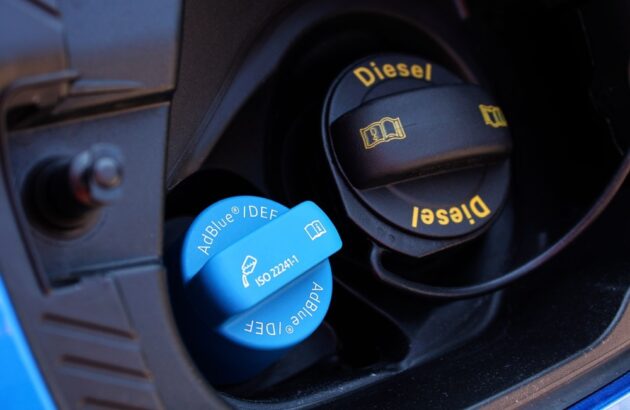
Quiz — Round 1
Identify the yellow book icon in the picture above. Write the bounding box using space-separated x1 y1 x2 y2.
479 105 508 128
359 117 406 149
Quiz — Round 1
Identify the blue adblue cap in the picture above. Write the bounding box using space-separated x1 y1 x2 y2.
179 196 341 384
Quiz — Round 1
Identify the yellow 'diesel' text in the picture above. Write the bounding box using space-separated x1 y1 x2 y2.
353 61 433 87
411 195 492 229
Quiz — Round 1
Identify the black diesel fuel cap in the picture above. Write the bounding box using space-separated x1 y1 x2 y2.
323 54 511 254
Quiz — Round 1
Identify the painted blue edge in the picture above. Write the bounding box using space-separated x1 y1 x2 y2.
570 371 630 410
0 275 56 410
